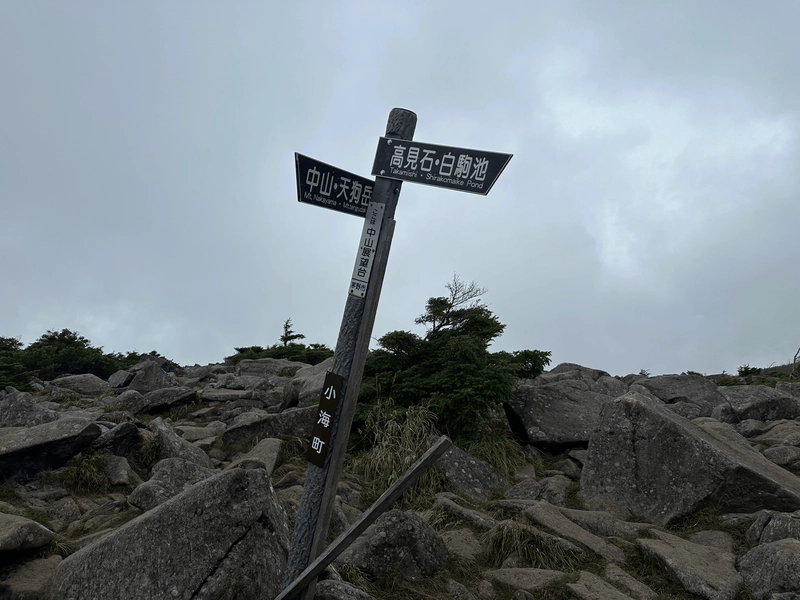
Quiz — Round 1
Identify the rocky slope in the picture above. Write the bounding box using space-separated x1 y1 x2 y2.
2 358 800 599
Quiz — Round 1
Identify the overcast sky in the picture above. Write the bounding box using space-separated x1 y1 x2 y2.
2 1 798 377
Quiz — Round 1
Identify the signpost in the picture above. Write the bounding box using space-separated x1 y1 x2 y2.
283 108 511 600
371 137 512 195
295 153 375 218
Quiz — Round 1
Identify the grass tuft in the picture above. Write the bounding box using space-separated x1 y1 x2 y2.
346 400 443 509
479 521 584 571
38 452 110 495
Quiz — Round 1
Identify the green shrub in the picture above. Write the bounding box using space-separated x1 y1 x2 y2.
738 364 761 377
355 275 550 445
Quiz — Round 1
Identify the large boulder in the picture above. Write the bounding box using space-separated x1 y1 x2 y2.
221 406 317 449
48 467 289 600
0 417 102 481
127 360 176 394
0 512 55 551
281 357 335 409
128 457 216 512
632 374 726 417
737 538 800 599
51 374 111 396
142 387 197 412
505 379 613 446
581 391 800 526
714 386 800 422
234 357 307 379
434 443 508 501
637 530 742 599
0 390 60 427
337 509 448 582
149 417 212 468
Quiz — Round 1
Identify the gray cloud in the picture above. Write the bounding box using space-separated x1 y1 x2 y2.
1 1 798 376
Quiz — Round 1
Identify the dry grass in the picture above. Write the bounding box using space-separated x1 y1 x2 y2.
346 401 443 509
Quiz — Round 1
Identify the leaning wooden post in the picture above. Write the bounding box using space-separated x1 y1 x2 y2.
283 108 417 599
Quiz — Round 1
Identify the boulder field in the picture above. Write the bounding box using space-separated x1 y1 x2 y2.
2 357 800 599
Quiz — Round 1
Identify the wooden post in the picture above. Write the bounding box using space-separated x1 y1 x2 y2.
283 108 417 600
275 436 452 600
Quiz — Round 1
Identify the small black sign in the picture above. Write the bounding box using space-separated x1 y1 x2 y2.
295 153 375 218
371 137 512 196
307 371 345 467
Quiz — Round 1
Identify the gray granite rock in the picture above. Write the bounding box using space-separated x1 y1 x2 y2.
0 512 55 551
0 390 60 427
637 530 741 600
0 417 101 481
149 417 212 468
338 509 448 582
128 457 215 511
737 538 800 600
581 391 800 526
48 467 289 600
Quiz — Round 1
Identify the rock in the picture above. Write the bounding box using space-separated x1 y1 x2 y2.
314 580 376 600
482 568 564 593
747 510 800 545
49 467 289 600
637 530 742 600
524 501 626 563
234 357 307 379
104 455 142 487
633 374 725 417
551 458 582 480
128 457 215 511
93 421 141 455
547 363 612 382
688 530 735 553
0 390 60 427
215 374 270 391
108 369 135 388
103 389 148 414
142 387 196 412
717 385 800 422
581 391 800 525
737 538 800 599
448 579 479 600
764 446 800 467
504 479 542 501
175 421 226 442
556 507 654 538
127 360 176 394
752 421 800 447
505 378 613 446
434 444 508 501
338 509 448 581
0 512 55 551
149 417 212 468
538 474 572 507
226 437 284 474
281 357 334 409
200 387 253 402
777 382 800 399
0 417 102 481
439 528 483 560
0 555 62 599
433 493 499 531
567 570 636 599
221 406 317 449
51 373 111 396
604 563 657 599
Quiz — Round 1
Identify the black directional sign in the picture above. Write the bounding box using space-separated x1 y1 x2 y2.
295 153 375 218
371 137 512 196
306 371 344 467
